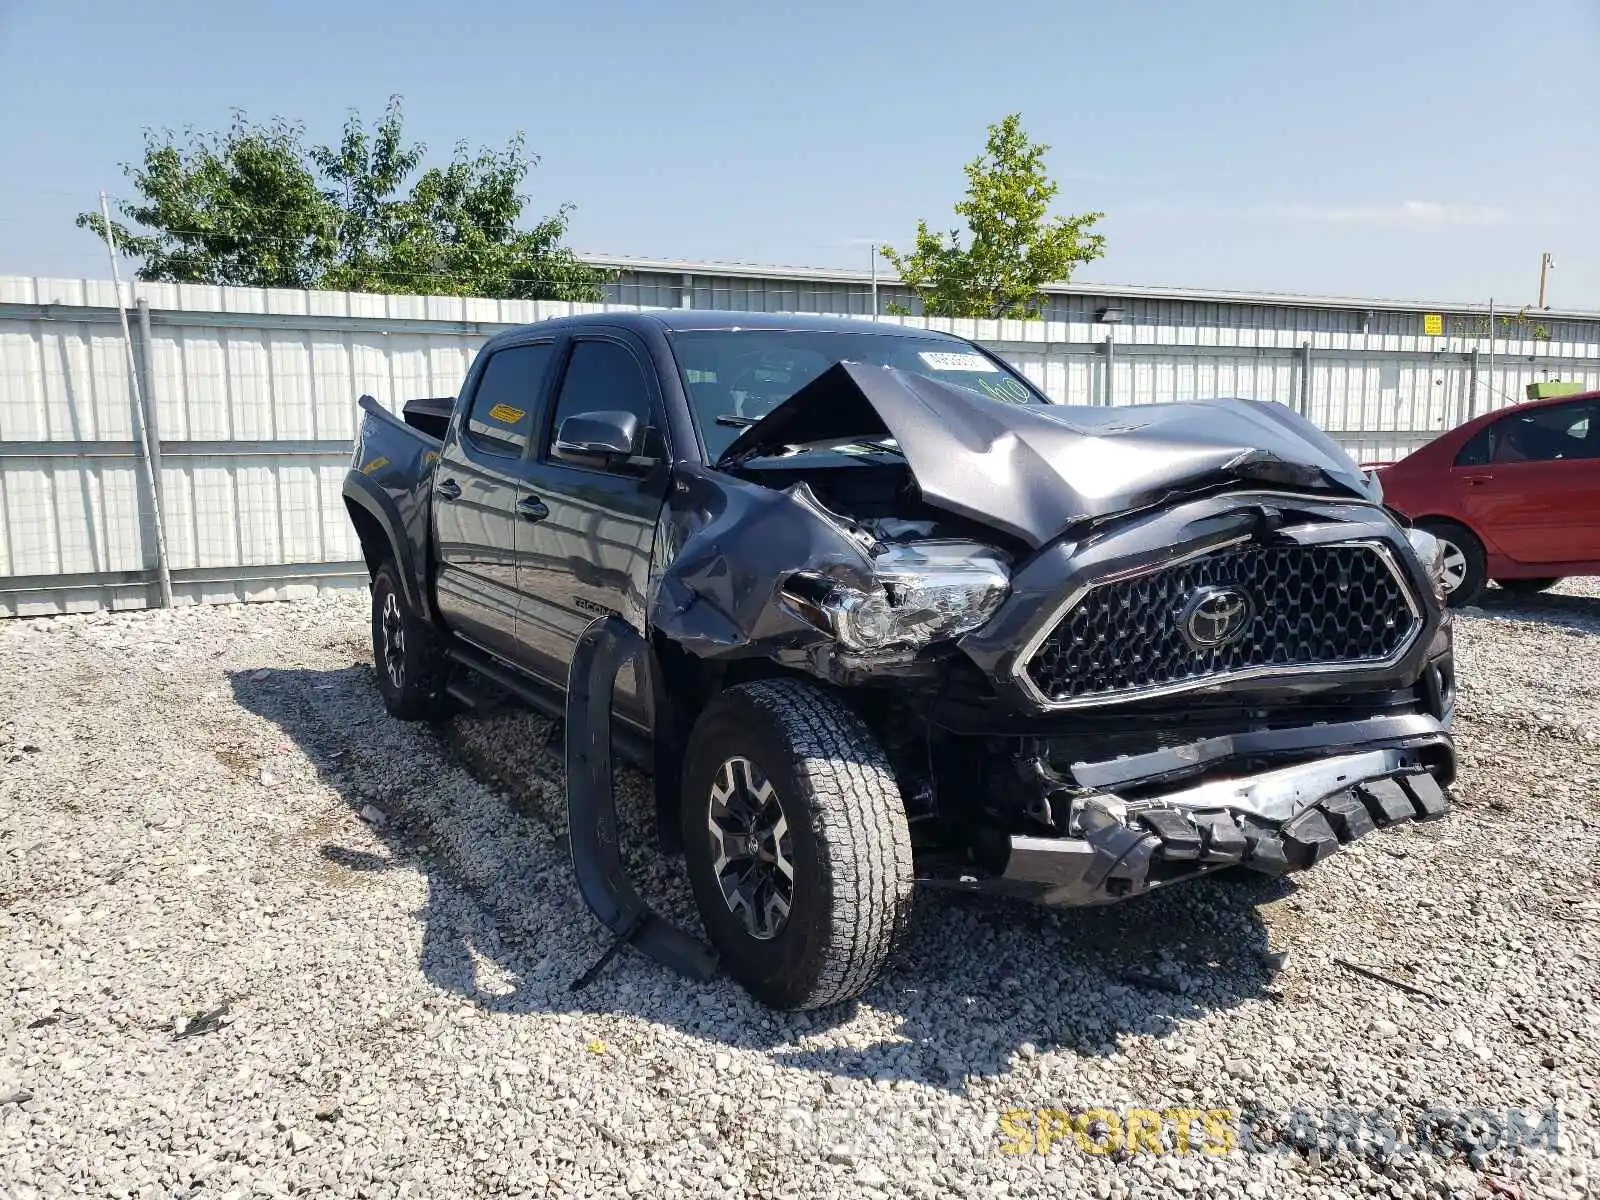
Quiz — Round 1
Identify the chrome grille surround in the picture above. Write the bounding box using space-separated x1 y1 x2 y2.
1016 539 1422 710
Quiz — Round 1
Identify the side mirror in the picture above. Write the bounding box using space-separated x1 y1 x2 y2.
552 410 642 469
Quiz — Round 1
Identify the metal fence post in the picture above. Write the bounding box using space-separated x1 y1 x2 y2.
134 298 168 531
1464 348 1480 427
1102 335 1114 405
1296 342 1312 416
97 193 173 608
1485 298 1495 417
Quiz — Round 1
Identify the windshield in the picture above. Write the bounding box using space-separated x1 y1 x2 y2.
667 328 1046 459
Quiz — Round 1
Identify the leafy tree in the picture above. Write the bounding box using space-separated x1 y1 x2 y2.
308 99 423 288
883 114 1105 319
77 116 338 289
79 98 605 301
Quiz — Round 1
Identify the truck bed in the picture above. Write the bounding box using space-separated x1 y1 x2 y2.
345 395 445 616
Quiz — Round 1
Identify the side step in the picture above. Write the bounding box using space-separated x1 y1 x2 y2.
444 675 507 714
443 639 655 773
444 642 565 722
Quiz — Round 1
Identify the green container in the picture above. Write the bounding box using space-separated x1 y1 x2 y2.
1526 380 1584 401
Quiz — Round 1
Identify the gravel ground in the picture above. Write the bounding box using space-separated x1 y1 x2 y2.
2 583 1597 1200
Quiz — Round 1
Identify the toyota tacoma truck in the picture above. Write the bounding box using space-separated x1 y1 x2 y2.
343 310 1457 1010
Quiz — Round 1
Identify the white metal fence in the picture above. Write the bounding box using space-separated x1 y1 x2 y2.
3 274 1598 616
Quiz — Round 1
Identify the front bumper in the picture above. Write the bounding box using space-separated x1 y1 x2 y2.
990 726 1452 906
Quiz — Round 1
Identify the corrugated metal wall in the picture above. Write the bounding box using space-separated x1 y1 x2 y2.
3 273 1598 616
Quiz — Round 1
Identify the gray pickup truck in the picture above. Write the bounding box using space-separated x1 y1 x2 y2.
344 309 1457 1010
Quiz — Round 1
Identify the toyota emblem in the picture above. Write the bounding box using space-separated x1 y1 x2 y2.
1179 585 1253 651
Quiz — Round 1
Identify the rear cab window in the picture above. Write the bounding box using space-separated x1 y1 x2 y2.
462 342 556 457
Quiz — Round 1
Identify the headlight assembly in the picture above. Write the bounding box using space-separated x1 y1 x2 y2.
784 541 1010 652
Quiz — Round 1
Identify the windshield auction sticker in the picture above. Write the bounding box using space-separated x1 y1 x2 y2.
918 351 1001 373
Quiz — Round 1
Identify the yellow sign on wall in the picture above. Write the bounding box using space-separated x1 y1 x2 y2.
1422 313 1444 336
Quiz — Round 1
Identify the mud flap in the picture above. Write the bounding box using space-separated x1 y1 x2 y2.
565 615 718 985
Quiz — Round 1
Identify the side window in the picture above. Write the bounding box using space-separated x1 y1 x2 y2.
463 342 555 456
1490 400 1599 464
546 340 659 464
1453 426 1491 467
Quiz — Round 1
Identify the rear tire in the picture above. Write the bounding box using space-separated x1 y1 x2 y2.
681 679 914 1010
1417 519 1487 607
370 560 451 720
1495 577 1560 596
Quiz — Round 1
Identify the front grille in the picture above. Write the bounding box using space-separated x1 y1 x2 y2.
1023 542 1419 705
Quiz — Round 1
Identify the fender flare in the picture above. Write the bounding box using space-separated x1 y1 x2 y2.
342 472 431 619
565 614 717 983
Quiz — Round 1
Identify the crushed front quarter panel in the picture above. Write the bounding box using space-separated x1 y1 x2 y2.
646 462 880 661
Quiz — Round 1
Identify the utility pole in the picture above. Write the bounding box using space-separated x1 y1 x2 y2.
1538 253 1555 310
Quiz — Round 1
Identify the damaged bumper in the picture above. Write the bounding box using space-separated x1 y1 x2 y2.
992 734 1451 906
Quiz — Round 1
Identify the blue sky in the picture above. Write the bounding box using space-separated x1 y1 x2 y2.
1 0 1596 307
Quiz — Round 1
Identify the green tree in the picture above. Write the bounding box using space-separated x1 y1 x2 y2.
883 114 1105 319
77 116 339 289
79 98 606 301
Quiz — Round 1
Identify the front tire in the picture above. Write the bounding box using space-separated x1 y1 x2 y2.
681 679 914 1010
1417 519 1487 607
370 560 450 720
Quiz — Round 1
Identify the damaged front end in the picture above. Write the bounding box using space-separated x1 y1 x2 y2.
642 358 1457 910
999 749 1451 907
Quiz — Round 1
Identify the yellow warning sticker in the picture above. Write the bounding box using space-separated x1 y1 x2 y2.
1422 313 1443 337
488 403 525 425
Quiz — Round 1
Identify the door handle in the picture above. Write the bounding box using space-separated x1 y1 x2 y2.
517 495 550 522
436 477 462 500
1462 474 1493 487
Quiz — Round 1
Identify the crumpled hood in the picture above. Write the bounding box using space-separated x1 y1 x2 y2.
717 361 1373 548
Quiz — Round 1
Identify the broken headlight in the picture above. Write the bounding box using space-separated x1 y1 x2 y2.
786 541 1010 651
1404 527 1448 601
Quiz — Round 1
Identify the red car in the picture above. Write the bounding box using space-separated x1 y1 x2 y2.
1377 388 1600 605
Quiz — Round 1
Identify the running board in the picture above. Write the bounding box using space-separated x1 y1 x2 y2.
444 642 565 722
443 640 654 768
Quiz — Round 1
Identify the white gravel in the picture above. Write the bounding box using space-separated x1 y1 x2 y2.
2 585 1597 1199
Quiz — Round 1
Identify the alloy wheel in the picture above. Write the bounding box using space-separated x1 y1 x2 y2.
381 590 406 688
1437 539 1468 594
706 756 794 940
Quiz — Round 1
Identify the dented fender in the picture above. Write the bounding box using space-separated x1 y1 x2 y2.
645 462 881 664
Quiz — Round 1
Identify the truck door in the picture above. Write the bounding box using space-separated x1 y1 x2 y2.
431 340 558 664
517 333 672 729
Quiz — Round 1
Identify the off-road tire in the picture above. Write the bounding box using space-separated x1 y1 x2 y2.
370 560 451 720
1417 518 1487 608
1495 577 1560 596
681 679 914 1010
